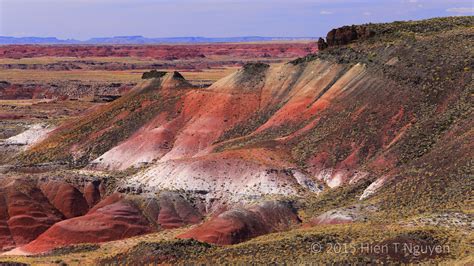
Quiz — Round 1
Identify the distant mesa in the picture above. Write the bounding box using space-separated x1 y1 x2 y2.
0 35 318 45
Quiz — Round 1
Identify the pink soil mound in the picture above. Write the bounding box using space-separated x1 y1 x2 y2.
20 195 153 254
0 180 63 251
178 201 300 245
157 192 203 229
39 181 89 218
87 192 124 214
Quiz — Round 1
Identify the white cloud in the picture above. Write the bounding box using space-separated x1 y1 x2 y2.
363 11 371 16
446 7 474 14
319 10 333 15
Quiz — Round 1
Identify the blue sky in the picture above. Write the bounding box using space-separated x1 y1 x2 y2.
0 0 473 40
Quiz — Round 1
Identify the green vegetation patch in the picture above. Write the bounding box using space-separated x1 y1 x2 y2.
100 223 471 264
100 239 214 265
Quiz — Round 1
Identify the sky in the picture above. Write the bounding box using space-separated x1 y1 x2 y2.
0 0 473 40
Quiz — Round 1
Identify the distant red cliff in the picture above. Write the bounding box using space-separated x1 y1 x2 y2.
0 43 317 60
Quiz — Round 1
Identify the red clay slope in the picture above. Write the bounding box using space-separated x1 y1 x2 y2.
39 181 89 219
178 201 300 245
157 192 203 229
19 194 153 254
90 67 267 169
0 187 204 254
20 72 195 166
122 61 366 200
0 179 63 251
0 176 115 252
16 59 425 197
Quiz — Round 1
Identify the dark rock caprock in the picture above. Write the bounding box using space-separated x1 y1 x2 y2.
326 25 375 46
317 37 328 50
